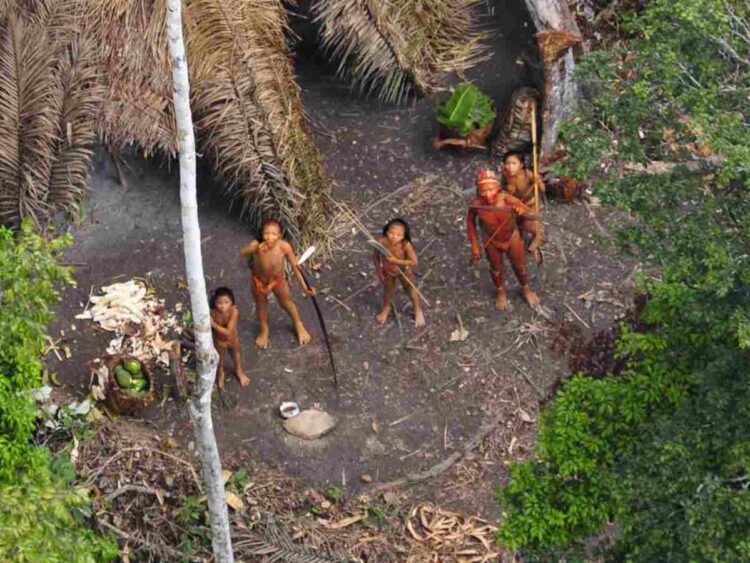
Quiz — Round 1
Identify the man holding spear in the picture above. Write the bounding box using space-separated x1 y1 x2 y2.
467 169 541 311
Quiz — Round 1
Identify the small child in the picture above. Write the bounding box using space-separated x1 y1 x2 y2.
210 287 250 389
373 218 426 328
501 151 544 260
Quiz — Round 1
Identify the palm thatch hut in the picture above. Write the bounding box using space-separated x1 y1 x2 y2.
1 0 577 244
312 0 491 105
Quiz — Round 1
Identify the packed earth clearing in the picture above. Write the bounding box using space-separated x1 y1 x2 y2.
48 0 638 530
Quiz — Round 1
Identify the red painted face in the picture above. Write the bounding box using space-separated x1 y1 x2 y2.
478 182 499 204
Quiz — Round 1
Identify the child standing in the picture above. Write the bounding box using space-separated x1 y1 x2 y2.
501 150 544 261
373 218 426 328
239 220 315 349
210 287 250 389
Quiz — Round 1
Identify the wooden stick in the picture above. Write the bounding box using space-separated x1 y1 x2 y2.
531 101 542 251
327 193 431 307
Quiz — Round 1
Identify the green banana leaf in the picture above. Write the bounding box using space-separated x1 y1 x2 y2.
436 83 496 138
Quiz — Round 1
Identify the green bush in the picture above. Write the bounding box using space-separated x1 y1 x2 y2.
0 221 116 560
497 0 750 558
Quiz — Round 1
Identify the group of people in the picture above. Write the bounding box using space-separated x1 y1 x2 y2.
209 151 544 389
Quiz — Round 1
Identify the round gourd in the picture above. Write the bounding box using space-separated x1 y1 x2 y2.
115 369 131 388
123 359 142 375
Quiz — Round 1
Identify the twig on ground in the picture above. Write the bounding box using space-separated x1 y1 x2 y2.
370 413 505 492
565 302 591 329
325 294 353 313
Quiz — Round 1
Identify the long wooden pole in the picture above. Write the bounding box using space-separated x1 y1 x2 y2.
530 101 542 253
165 2 233 561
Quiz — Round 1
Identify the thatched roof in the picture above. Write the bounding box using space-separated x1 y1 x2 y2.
0 1 102 225
1 0 492 245
86 0 331 247
312 0 491 105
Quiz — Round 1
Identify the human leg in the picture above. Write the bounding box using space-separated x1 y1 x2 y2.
231 345 250 387
252 282 271 348
485 245 508 310
507 231 539 307
399 273 425 327
376 275 397 323
274 281 311 345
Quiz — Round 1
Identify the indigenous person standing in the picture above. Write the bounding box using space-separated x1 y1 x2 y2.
467 169 540 311
239 220 315 349
210 287 250 389
501 150 544 262
372 218 426 328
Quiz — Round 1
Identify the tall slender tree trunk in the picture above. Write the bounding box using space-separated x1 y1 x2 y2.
165 1 234 561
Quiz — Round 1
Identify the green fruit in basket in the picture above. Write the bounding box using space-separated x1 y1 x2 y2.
123 359 142 375
130 378 147 391
115 370 131 388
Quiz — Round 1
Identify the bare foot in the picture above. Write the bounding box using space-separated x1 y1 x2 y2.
295 323 311 346
375 306 391 324
414 309 426 328
236 371 251 387
216 370 225 390
255 329 269 349
495 289 508 311
522 286 540 308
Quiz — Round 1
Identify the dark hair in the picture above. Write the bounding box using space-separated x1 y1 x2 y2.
210 287 235 308
503 150 527 167
382 218 411 242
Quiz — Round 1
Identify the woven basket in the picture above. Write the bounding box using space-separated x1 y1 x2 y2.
104 355 155 415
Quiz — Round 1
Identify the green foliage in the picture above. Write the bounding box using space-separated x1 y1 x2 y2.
176 495 212 555
435 83 496 137
0 220 73 479
0 480 118 562
0 222 116 560
498 0 750 558
323 484 343 503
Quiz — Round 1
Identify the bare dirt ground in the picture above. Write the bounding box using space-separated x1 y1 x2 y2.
47 0 639 549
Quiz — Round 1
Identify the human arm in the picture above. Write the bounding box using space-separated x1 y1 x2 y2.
210 311 231 337
239 240 259 259
284 242 316 296
466 206 482 264
386 242 417 268
372 244 385 283
527 169 545 193
503 193 532 216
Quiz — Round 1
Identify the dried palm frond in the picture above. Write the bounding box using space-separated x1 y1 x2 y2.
83 0 331 248
312 0 490 105
0 13 61 224
84 0 176 156
48 37 104 216
185 0 331 248
233 513 346 562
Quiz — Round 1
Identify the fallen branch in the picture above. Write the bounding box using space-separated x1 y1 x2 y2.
369 413 505 492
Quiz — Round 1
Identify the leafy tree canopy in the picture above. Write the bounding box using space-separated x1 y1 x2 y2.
497 0 750 559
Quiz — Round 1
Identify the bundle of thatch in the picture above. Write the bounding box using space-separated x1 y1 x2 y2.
1 0 330 247
312 0 491 105
0 0 102 225
185 0 329 245
85 0 331 246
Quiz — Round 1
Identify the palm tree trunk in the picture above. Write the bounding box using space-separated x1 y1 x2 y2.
165 1 233 561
